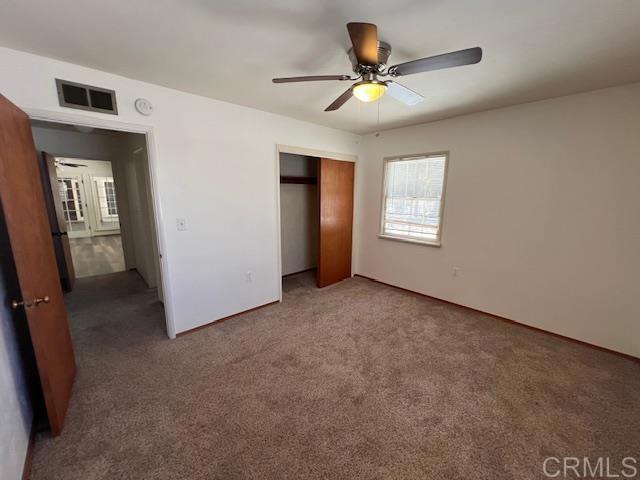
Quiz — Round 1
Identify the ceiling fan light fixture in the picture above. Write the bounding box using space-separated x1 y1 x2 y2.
352 81 386 103
272 23 482 112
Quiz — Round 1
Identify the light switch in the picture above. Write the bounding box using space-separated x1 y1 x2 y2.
176 218 187 231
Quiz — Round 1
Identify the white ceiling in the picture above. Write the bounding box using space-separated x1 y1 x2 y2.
2 0 640 134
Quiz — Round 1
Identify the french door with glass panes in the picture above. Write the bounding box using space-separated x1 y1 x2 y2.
58 174 91 238
57 173 120 238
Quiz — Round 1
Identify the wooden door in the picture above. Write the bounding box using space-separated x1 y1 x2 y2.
0 94 76 436
317 158 354 287
40 152 76 291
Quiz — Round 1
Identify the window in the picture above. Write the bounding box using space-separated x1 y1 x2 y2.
104 181 118 215
379 153 448 246
94 176 119 221
58 177 84 222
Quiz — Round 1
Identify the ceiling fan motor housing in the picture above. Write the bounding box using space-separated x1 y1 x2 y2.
348 41 392 73
271 22 481 112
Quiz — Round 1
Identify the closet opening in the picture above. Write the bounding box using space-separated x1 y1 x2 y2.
278 149 355 295
279 153 319 290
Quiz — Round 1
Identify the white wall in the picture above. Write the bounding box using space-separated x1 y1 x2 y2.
115 133 160 289
0 267 32 480
280 153 317 177
0 46 361 335
280 154 318 276
31 124 119 161
280 184 318 276
357 83 640 357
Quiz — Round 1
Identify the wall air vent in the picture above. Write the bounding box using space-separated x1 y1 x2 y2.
55 79 118 115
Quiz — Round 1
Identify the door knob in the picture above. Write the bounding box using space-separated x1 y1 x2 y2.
11 295 50 310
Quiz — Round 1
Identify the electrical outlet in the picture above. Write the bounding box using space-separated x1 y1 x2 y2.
453 267 461 277
245 271 253 283
176 218 187 231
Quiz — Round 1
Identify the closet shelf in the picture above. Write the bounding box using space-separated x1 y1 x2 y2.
280 176 317 185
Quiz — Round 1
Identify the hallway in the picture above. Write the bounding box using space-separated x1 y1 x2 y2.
64 270 162 334
69 235 126 279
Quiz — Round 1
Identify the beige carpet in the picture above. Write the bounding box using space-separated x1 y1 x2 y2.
31 271 640 479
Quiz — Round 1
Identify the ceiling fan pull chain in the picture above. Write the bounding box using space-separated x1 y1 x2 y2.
375 96 381 137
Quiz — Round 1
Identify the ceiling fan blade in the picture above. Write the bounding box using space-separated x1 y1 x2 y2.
389 47 482 77
347 22 378 66
325 88 353 111
272 75 351 83
55 160 87 168
385 81 424 106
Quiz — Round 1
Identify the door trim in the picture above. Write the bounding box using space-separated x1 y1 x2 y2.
274 144 357 302
24 108 177 339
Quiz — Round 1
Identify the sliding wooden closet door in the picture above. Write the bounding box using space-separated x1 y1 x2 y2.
317 158 354 288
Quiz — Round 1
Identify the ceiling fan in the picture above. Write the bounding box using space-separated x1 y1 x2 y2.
272 22 482 111
55 159 88 170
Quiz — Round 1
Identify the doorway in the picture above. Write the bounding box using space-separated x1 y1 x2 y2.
30 120 166 427
279 153 319 278
31 120 163 297
277 147 355 295
0 95 174 437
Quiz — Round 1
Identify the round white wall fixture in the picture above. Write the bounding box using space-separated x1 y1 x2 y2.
135 98 154 116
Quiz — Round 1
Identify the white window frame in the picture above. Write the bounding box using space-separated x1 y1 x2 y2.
93 176 120 222
378 151 450 247
103 179 118 216
58 176 85 222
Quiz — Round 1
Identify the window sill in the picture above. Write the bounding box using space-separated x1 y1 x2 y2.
377 234 441 248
